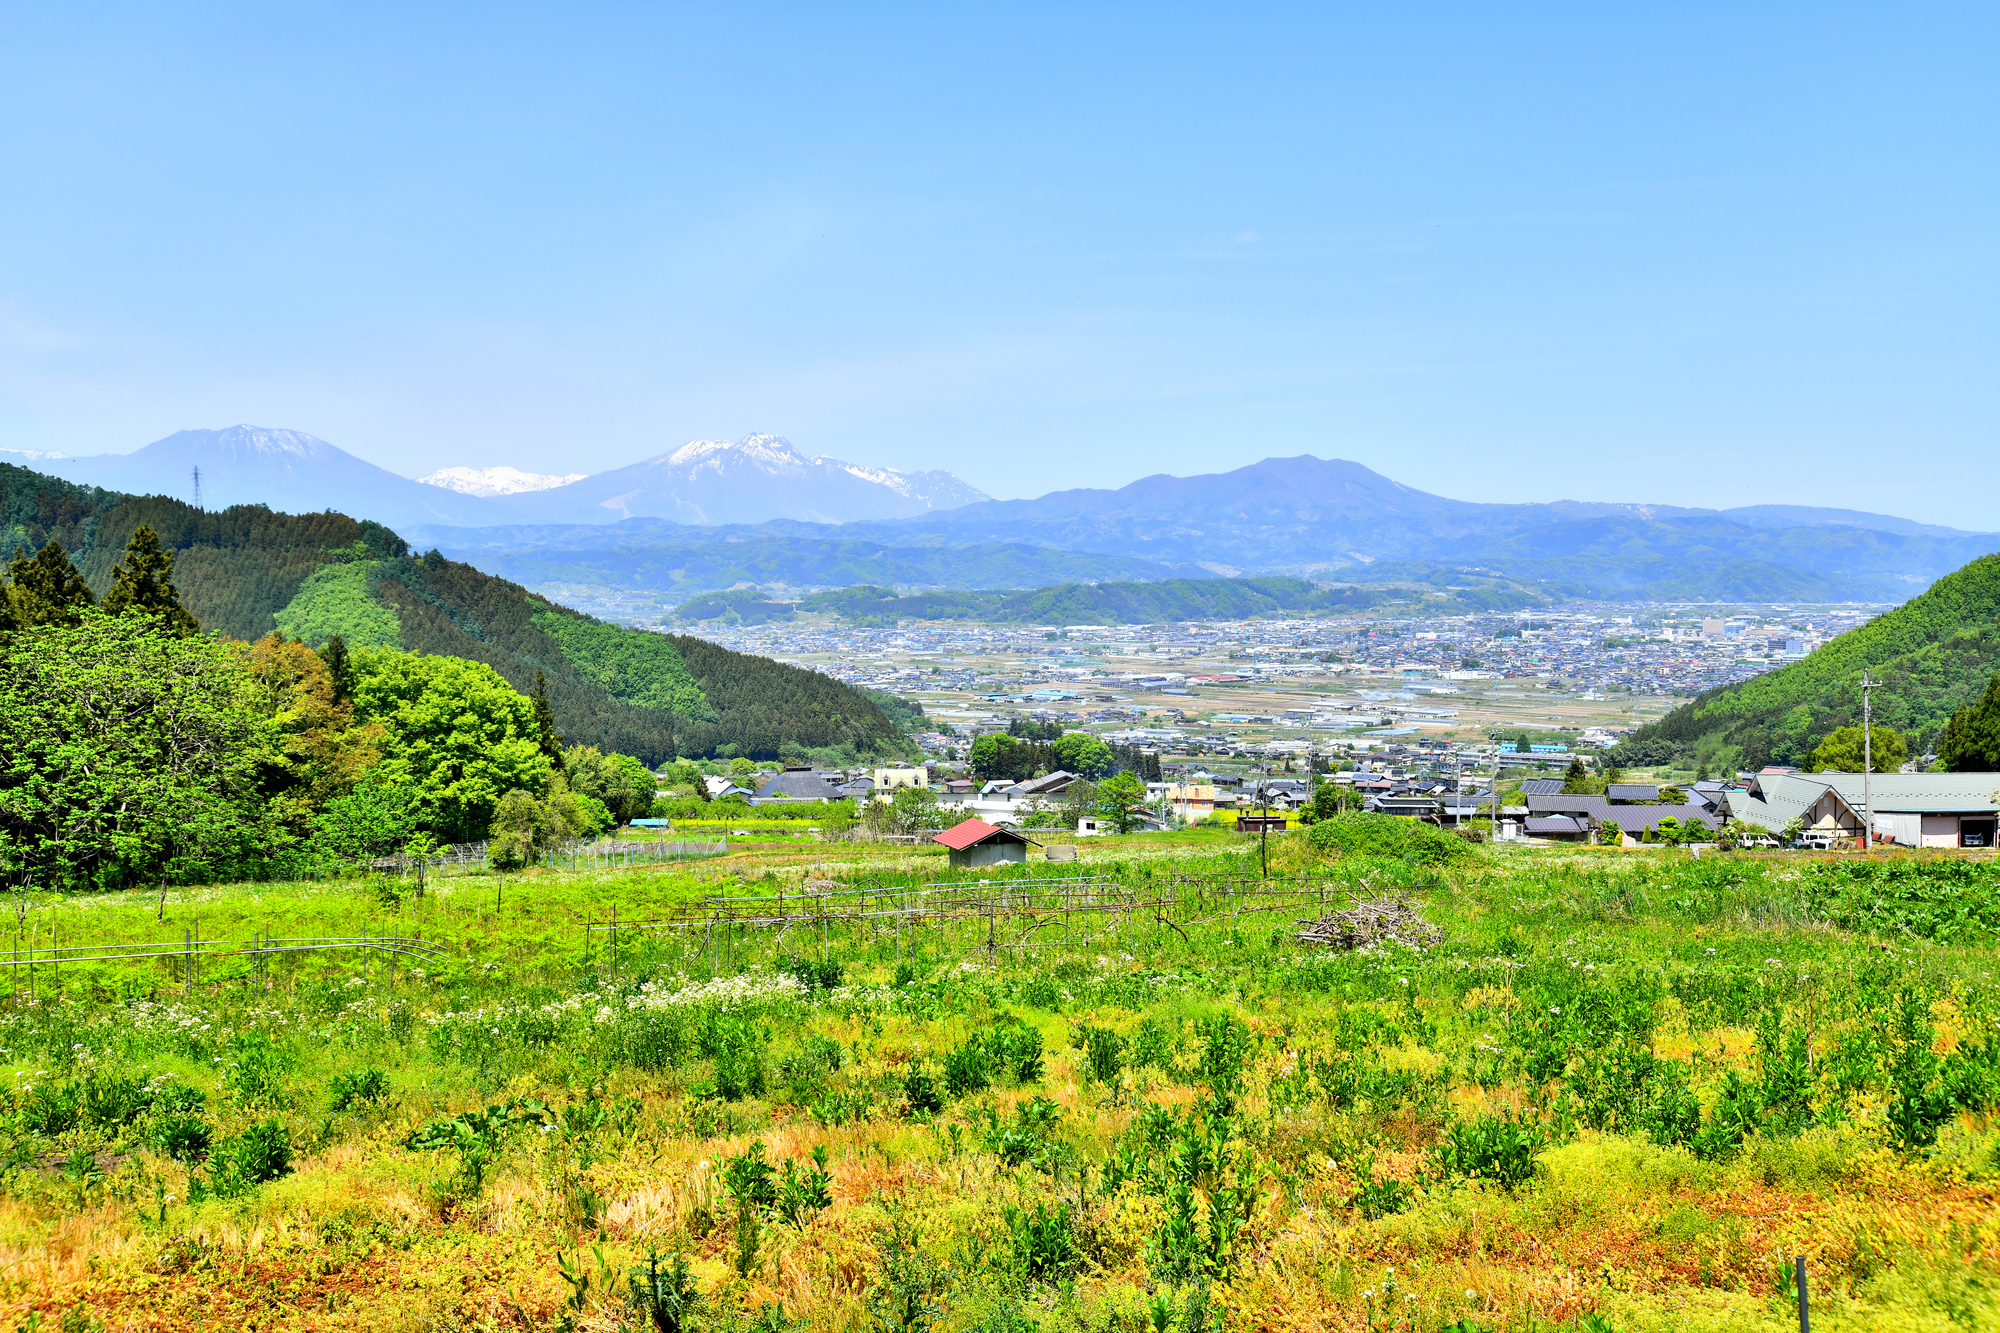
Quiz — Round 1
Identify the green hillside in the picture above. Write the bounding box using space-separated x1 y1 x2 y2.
270 550 904 766
1 462 905 765
1614 553 2000 769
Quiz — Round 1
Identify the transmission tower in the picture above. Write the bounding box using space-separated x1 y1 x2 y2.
191 465 202 509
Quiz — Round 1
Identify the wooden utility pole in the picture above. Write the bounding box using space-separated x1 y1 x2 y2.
1860 669 1880 853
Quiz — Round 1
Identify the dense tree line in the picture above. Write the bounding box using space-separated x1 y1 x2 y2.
669 633 905 761
793 577 1539 627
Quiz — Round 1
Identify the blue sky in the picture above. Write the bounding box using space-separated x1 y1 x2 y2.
1 3 1994 524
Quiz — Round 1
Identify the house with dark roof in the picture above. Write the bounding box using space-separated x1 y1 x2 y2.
754 766 844 802
1523 792 1721 843
1524 815 1593 841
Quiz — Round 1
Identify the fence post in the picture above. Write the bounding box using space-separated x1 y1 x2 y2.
1796 1256 1810 1332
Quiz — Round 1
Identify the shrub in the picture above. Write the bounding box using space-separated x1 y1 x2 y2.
210 1119 293 1195
776 1147 833 1227
782 957 845 992
1075 1025 1125 1085
1432 1112 1548 1190
944 1038 993 1098
152 1115 213 1164
903 1066 945 1116
1352 1173 1414 1220
1005 1199 1080 1282
627 1249 699 1333
18 1082 82 1138
328 1067 389 1113
1305 812 1473 866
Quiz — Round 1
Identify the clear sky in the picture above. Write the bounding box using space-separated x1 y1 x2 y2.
2 4 1994 525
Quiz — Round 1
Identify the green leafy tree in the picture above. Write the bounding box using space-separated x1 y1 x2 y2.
969 733 1023 781
0 612 273 889
564 744 657 823
492 776 613 867
1937 674 2000 771
6 540 96 629
312 783 421 862
99 524 199 636
1095 771 1148 834
1050 732 1113 779
489 788 556 870
1298 775 1362 825
349 648 552 841
863 784 942 835
1808 724 1907 774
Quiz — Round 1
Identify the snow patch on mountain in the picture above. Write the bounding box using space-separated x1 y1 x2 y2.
420 465 587 497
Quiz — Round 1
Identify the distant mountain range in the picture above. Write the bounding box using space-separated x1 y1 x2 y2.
9 429 1995 610
493 433 986 525
413 455 1999 609
0 427 985 529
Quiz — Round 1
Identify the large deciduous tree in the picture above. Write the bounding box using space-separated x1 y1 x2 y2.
1050 732 1113 779
0 612 272 889
349 649 551 841
563 744 658 823
1094 771 1148 834
1808 724 1907 774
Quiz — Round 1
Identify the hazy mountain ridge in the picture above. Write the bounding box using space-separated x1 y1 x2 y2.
484 433 988 525
14 426 989 530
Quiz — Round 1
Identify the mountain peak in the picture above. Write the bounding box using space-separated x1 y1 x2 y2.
420 465 588 497
489 433 987 525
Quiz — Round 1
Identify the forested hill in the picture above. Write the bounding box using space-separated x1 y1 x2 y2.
4 461 410 634
0 461 905 765
1614 553 2000 770
282 552 905 764
765 575 1543 627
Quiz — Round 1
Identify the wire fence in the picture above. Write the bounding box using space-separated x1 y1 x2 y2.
365 836 729 878
583 869 1390 974
4 927 450 1004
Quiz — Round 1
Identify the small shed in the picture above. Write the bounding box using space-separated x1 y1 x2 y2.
933 818 1040 869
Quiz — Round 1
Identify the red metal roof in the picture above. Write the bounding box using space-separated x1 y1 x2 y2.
932 818 1039 850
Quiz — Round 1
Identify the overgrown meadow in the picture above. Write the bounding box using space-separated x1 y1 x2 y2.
4 834 1999 1333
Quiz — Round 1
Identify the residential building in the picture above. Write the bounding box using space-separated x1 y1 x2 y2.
1725 771 2000 848
934 818 1040 868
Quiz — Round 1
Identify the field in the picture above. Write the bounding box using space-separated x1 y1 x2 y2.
4 831 1999 1333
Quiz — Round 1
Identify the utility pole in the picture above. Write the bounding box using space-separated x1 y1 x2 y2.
1259 754 1271 879
1860 669 1879 853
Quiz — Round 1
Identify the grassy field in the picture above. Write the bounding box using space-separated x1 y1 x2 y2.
3 832 1998 1333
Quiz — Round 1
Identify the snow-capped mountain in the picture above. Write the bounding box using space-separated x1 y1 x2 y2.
21 425 499 527
487 433 988 525
419 465 588 497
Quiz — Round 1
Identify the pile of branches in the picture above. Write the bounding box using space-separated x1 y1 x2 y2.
1296 893 1443 951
